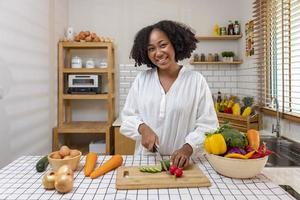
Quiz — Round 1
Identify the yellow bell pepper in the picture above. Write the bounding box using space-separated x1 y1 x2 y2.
242 107 252 117
232 103 241 115
204 133 227 155
224 151 255 159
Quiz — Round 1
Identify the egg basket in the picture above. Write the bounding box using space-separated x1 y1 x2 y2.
48 151 82 171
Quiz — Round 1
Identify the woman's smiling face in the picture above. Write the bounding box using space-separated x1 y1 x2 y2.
147 29 177 70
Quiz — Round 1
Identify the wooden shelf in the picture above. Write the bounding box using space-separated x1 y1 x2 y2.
56 121 110 133
54 41 115 154
190 61 243 65
196 35 242 41
61 41 113 48
62 94 113 100
62 68 111 74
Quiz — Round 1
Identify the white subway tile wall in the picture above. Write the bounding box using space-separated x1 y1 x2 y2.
118 64 239 111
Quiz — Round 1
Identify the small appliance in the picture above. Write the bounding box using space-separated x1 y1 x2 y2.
67 74 101 94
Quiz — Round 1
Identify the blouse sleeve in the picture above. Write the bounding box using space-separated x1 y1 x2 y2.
120 74 144 140
185 76 219 155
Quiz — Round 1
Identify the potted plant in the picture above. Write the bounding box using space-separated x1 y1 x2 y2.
227 51 235 62
221 51 235 62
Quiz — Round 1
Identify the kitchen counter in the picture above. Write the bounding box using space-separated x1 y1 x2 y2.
263 167 300 194
0 155 295 200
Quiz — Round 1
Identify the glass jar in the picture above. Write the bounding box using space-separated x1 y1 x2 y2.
200 53 206 61
214 53 219 61
193 53 199 62
71 56 82 68
86 58 95 68
207 53 214 62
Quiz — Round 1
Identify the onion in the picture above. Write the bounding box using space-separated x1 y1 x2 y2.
227 147 246 155
56 165 73 177
42 171 56 190
54 174 74 193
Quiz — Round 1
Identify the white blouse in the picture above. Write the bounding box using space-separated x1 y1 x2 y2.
120 66 218 156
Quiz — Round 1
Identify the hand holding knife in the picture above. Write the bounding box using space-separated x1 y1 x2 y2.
153 143 169 173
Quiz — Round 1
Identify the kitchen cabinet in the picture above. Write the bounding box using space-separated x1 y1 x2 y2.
53 41 115 154
114 127 135 155
191 34 243 65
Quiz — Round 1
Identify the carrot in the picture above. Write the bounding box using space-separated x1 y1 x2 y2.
84 152 98 177
246 129 260 150
90 154 123 179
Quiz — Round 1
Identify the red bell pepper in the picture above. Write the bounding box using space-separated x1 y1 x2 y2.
249 142 273 159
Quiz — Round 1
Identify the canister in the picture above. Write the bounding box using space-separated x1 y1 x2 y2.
71 56 82 68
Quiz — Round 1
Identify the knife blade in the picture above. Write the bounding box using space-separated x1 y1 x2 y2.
153 144 168 172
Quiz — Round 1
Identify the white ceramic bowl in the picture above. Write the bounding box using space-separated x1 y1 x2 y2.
205 153 268 178
48 151 82 171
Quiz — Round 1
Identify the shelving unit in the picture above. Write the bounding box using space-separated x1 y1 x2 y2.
192 34 243 65
195 34 242 41
190 61 243 65
53 41 115 155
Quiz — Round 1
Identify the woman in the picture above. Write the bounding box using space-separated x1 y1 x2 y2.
120 20 218 168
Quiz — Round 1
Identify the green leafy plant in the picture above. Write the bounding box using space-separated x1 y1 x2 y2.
221 51 235 57
227 51 235 57
221 51 228 57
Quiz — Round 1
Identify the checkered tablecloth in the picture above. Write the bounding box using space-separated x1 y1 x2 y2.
0 155 295 200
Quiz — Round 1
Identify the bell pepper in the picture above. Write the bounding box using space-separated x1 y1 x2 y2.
249 143 273 159
204 133 227 155
246 129 260 150
225 150 255 159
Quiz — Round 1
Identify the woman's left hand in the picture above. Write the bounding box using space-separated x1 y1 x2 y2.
171 143 193 168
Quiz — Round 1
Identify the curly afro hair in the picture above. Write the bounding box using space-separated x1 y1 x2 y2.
130 20 198 68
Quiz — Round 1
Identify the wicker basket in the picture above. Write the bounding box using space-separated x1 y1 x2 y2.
217 113 259 132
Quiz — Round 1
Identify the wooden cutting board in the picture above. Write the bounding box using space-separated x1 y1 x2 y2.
116 164 211 190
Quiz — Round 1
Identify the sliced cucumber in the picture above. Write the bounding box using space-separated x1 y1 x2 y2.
139 166 162 173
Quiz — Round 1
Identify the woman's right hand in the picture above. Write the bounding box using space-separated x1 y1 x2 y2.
138 123 159 152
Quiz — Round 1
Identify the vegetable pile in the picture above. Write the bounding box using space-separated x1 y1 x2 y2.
204 124 272 159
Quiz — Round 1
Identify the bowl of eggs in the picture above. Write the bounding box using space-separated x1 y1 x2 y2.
48 146 82 171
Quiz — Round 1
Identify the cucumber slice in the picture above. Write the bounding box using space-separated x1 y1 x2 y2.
153 167 162 172
139 166 148 172
139 165 164 173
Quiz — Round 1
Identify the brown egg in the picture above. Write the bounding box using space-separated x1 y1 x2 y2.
59 146 70 157
51 152 61 159
74 35 80 42
69 149 80 157
85 36 92 42
91 33 97 39
63 156 72 160
93 37 100 42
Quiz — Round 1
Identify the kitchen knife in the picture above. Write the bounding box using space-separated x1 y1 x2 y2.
153 144 168 172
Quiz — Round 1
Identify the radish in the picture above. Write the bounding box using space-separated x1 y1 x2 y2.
174 168 183 177
169 165 177 175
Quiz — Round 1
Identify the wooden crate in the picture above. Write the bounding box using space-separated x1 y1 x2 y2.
217 113 259 133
